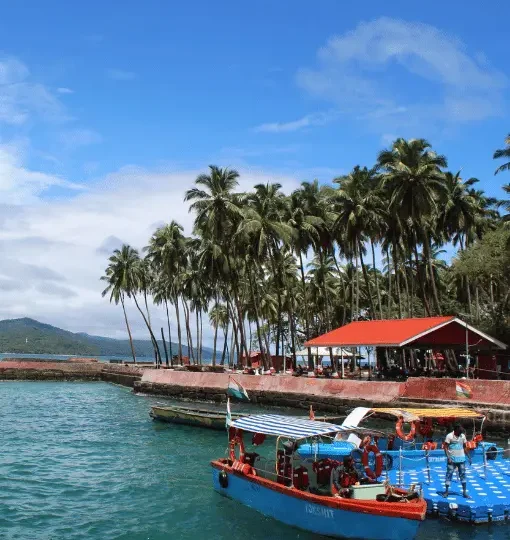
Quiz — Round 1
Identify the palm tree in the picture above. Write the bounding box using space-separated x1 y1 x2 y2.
378 138 448 315
185 166 249 364
237 182 294 356
333 166 380 319
145 221 187 362
101 245 138 363
494 134 510 175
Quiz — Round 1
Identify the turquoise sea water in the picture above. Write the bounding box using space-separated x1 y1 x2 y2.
1 382 508 540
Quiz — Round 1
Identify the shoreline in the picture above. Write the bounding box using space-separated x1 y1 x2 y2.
2 360 510 431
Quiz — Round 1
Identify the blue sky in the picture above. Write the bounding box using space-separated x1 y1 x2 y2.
0 1 508 339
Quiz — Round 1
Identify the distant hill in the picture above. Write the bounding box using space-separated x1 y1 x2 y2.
0 318 211 359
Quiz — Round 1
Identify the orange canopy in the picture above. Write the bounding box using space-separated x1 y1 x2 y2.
304 316 506 350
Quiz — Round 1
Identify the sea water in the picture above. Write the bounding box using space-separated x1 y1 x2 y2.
0 382 508 540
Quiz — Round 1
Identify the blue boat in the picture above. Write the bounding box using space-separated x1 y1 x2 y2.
211 414 426 540
297 406 505 472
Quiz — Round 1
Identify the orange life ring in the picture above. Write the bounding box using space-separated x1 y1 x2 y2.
229 435 245 463
473 434 483 444
416 418 433 438
362 444 383 479
396 417 416 442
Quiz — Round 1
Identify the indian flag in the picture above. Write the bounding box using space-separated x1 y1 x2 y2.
227 377 250 402
456 381 472 399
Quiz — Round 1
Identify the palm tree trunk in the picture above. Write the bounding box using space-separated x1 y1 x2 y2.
371 240 383 319
423 233 441 315
120 293 136 363
164 299 173 366
298 251 313 370
413 241 431 316
182 299 195 363
212 322 218 367
248 267 269 369
358 239 376 319
220 321 229 365
174 296 183 363
161 327 169 367
386 247 393 319
392 242 403 319
355 251 360 319
143 290 158 363
132 294 161 363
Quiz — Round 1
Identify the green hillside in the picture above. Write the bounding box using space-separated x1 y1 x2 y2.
0 318 209 358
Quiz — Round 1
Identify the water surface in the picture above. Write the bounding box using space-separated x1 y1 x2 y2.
0 382 508 539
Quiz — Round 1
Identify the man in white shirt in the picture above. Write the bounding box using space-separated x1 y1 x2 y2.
443 424 471 498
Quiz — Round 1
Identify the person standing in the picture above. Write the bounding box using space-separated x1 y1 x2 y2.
443 424 471 498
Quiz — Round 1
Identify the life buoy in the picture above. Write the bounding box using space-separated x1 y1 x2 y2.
396 417 416 442
473 434 483 444
229 435 245 463
362 444 383 479
387 434 395 451
416 418 433 438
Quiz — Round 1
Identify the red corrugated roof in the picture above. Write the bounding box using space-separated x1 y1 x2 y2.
305 316 456 347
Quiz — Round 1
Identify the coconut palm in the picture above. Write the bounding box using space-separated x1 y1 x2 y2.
100 245 138 363
378 138 448 315
494 134 510 175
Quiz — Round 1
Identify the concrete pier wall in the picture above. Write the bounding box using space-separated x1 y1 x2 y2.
0 361 143 387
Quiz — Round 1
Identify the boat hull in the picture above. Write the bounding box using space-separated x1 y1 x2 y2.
150 406 242 430
211 464 423 540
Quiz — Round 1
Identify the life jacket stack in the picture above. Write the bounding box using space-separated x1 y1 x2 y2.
292 466 310 490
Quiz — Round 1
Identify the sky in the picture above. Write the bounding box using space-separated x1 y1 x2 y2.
0 1 509 345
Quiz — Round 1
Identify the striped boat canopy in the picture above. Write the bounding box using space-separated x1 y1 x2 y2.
371 407 485 422
229 414 383 440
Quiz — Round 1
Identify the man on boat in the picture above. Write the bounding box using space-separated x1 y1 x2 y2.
443 424 471 498
332 456 360 497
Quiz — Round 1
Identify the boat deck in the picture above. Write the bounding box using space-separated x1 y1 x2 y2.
385 460 510 523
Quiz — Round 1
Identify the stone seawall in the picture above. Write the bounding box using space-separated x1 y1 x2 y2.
0 361 143 387
135 371 510 431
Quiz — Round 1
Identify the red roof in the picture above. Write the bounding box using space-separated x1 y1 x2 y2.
305 316 506 349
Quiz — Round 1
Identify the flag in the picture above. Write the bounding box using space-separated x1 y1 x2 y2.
456 381 472 399
227 377 250 402
225 397 232 428
309 405 315 421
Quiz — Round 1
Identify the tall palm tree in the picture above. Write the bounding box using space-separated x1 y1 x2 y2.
145 221 187 362
100 245 138 363
494 134 510 175
378 138 448 315
237 182 294 356
333 166 380 319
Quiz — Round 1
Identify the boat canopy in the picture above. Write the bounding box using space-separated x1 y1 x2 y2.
229 414 381 440
370 407 485 422
341 406 484 427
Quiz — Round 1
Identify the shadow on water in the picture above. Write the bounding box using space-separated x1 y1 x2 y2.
0 381 508 540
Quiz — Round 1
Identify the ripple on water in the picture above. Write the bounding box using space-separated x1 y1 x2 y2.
1 381 509 540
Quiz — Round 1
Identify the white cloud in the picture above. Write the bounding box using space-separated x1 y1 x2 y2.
59 128 102 149
0 56 68 125
0 154 302 342
254 111 337 133
57 87 74 94
106 69 136 81
0 142 84 204
296 18 507 131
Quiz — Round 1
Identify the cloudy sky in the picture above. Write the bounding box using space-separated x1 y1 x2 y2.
0 1 508 344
